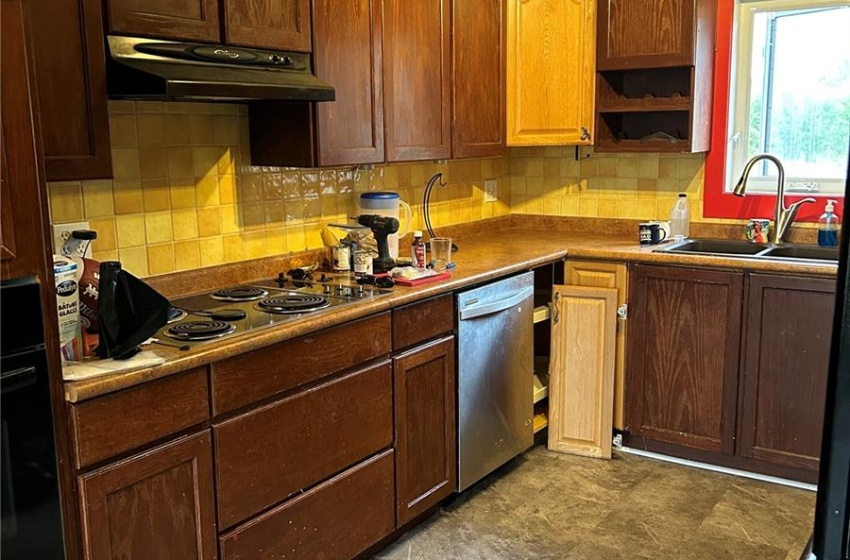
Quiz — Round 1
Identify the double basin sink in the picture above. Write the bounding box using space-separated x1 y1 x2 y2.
655 239 839 263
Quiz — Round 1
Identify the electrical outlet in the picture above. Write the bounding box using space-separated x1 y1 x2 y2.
484 179 498 203
52 221 91 257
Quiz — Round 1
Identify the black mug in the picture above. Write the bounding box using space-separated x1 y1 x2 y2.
639 222 668 245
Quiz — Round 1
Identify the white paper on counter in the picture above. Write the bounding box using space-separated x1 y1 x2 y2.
62 351 166 381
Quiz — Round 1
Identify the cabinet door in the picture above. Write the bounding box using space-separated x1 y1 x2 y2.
627 265 742 454
1 1 51 279
394 336 456 525
313 0 384 166
506 0 596 145
106 0 221 43
29 0 112 180
548 286 617 458
565 260 628 430
452 0 505 158
223 0 311 52
78 432 217 560
383 0 451 162
739 274 835 474
597 0 704 70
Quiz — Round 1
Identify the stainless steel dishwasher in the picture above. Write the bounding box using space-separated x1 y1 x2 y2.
456 271 534 491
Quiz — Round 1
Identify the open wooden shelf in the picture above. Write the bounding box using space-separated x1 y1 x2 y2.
595 137 690 153
533 413 549 433
597 96 692 113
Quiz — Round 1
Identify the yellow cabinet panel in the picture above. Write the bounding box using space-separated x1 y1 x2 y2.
506 0 596 145
565 260 627 430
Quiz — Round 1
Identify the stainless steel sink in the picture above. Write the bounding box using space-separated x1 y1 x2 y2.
654 238 838 264
759 245 839 262
655 239 767 256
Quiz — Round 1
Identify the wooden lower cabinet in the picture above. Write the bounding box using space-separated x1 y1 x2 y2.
220 450 395 560
565 260 628 430
739 274 835 475
394 336 456 525
78 431 217 560
548 285 617 459
627 264 743 454
214 361 393 529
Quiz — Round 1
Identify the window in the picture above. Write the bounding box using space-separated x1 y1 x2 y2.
727 0 850 196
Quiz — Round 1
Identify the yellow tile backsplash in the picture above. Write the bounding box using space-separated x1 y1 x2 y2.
47 101 510 277
52 100 762 279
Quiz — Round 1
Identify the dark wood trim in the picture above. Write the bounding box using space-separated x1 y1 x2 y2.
623 433 819 484
392 294 454 351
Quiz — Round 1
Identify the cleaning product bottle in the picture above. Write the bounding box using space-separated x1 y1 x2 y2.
818 199 840 247
411 230 427 268
670 193 690 240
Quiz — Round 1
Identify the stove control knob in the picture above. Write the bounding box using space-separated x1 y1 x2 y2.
323 284 331 294
319 273 328 283
358 285 365 297
336 283 344 294
277 272 287 287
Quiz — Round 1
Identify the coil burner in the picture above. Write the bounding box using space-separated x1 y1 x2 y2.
211 286 269 302
164 320 236 341
256 294 331 315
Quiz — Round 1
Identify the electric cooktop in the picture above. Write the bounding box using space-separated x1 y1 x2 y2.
153 273 392 348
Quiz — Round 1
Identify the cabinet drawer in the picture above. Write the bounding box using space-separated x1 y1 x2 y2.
212 312 391 414
392 294 454 351
214 361 393 528
70 368 209 469
220 450 395 560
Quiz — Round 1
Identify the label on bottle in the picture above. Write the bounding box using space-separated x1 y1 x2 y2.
412 242 427 269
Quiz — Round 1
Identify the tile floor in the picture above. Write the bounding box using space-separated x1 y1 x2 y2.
376 446 815 560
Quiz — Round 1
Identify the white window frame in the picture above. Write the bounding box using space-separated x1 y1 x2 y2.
726 0 850 196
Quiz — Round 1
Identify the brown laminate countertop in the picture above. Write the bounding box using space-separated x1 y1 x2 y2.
64 227 837 403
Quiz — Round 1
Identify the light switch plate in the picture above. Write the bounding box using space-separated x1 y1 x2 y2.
52 221 91 257
484 179 498 203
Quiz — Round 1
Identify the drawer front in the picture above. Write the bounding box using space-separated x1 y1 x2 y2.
214 361 393 528
212 312 391 415
70 368 209 469
220 450 395 560
392 294 454 351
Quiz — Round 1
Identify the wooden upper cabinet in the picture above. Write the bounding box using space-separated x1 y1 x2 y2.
452 0 505 158
626 265 742 454
383 0 451 161
506 0 596 146
739 274 835 476
106 0 221 42
313 0 384 166
29 0 112 181
598 0 707 70
223 0 312 52
78 432 217 560
1 0 51 279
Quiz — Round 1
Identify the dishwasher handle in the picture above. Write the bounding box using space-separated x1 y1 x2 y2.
459 286 534 321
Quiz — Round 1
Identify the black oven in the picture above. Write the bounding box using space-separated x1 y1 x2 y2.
0 277 64 558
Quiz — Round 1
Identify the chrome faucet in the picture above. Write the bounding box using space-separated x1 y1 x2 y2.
732 154 815 245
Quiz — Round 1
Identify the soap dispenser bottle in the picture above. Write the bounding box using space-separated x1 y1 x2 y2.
818 199 840 247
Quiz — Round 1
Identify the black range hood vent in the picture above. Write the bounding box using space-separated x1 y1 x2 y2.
106 36 335 102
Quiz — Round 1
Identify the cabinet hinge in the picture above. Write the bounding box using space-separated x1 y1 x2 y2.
617 303 627 320
552 292 560 325
581 127 591 141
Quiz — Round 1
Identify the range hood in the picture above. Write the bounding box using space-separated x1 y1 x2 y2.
106 36 335 102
